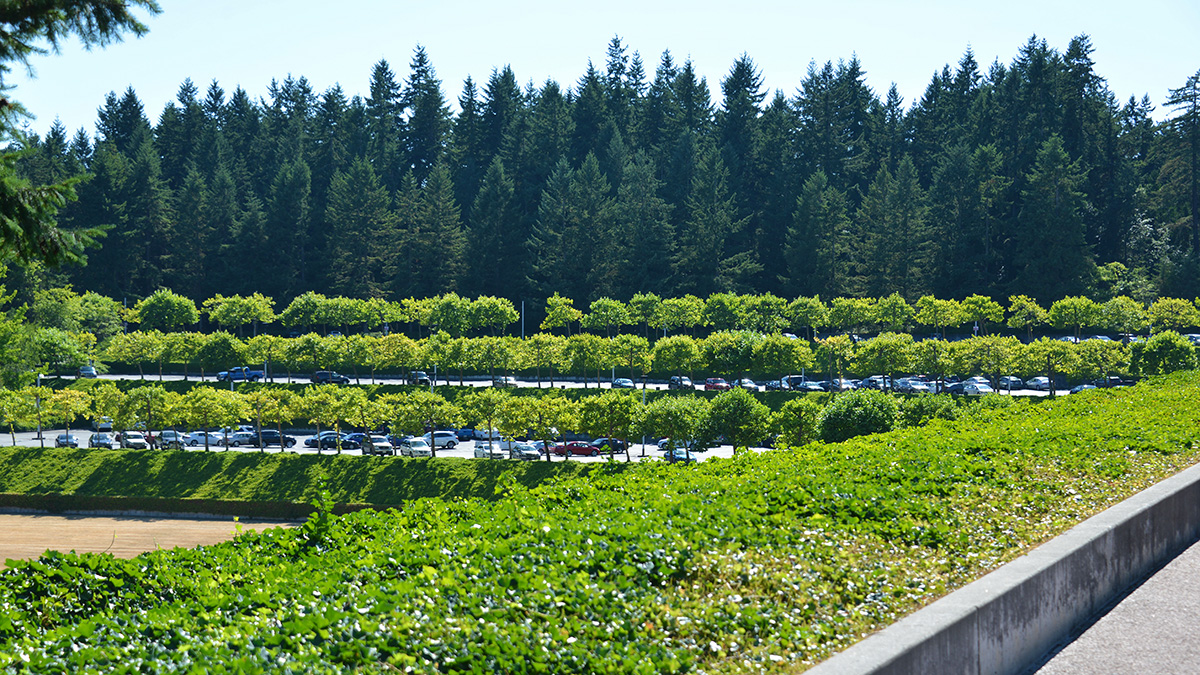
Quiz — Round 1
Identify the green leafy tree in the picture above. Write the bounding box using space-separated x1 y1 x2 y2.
911 339 954 390
610 333 652 384
578 390 640 460
1023 338 1077 397
202 293 276 337
1007 295 1049 342
1130 331 1196 377
702 330 756 380
1048 296 1102 341
871 293 914 333
470 296 518 337
104 330 163 379
525 332 565 388
738 293 789 334
706 388 770 454
1102 296 1148 338
540 293 582 336
627 292 662 338
1147 297 1200 333
196 332 245 379
392 390 461 458
45 387 90 438
131 289 198 332
634 395 710 451
652 334 701 381
853 333 913 390
827 297 874 334
914 295 964 338
182 387 247 450
561 333 610 387
581 297 630 337
961 294 1004 335
787 296 827 340
752 333 813 383
772 397 822 448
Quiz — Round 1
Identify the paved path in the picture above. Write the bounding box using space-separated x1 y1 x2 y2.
1034 538 1200 674
0 513 291 569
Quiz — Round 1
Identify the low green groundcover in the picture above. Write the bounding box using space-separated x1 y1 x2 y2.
0 374 1197 673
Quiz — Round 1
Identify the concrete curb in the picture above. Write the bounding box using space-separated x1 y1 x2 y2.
805 460 1200 675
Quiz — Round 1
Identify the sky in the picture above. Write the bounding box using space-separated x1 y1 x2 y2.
7 0 1200 139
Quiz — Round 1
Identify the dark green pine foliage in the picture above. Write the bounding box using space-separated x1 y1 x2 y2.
67 143 130 296
155 78 206 190
752 92 800 295
639 51 679 166
120 131 173 297
202 166 240 296
325 157 395 298
717 54 766 281
308 85 352 262
605 151 674 297
1165 69 1200 257
365 60 405 191
403 46 451 183
95 87 152 156
785 170 852 298
481 67 522 170
408 164 466 297
163 167 209 297
572 62 610 166
527 159 574 299
464 157 516 298
1013 135 1091 301
263 158 312 298
672 143 749 295
450 76 487 214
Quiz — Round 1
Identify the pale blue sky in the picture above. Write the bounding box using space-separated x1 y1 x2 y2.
8 0 1200 138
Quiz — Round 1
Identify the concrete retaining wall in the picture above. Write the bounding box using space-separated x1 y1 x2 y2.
805 460 1200 675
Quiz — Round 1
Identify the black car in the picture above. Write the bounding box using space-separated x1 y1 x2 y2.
252 429 297 448
311 370 351 385
589 438 629 453
409 371 431 386
764 379 787 391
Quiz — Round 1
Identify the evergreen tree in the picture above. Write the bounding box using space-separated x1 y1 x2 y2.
365 60 404 190
408 164 465 297
464 157 516 297
325 157 394 298
672 144 749 295
785 170 852 298
1013 135 1092 300
603 152 673 298
264 158 311 298
403 46 451 182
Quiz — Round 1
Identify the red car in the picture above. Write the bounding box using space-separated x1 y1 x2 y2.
551 441 599 457
704 378 731 391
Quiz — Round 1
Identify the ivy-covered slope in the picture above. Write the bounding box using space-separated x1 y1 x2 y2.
1 374 1198 673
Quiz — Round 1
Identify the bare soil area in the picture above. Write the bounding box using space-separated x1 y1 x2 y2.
0 513 293 569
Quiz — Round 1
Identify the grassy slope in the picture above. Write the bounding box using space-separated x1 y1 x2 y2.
0 448 622 504
0 374 1198 673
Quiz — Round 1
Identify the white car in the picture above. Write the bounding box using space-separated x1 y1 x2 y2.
473 443 507 459
422 431 458 448
187 431 226 447
509 443 541 461
399 438 432 458
963 382 994 396
1026 376 1052 391
118 431 150 449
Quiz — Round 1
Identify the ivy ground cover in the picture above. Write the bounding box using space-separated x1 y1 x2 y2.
1 374 1199 673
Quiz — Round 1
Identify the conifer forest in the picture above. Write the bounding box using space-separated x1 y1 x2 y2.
14 35 1200 312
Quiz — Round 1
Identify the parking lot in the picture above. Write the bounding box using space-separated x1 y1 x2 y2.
1 428 737 463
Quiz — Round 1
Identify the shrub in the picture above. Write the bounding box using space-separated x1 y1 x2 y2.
897 393 957 428
817 388 898 442
1131 330 1196 377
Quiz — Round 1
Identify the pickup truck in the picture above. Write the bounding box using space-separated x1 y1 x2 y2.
216 366 264 382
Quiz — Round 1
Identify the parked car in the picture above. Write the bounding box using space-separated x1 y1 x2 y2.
254 429 297 448
304 432 360 450
1026 376 1052 391
704 378 731 391
187 431 226 447
88 432 114 449
733 378 760 392
664 448 697 464
470 428 501 441
860 375 889 390
117 431 150 449
157 430 187 449
611 378 636 389
310 370 351 385
781 375 811 390
398 438 432 458
509 443 541 461
1070 384 1098 394
551 441 597 457
763 379 787 391
492 376 519 387
964 376 992 386
937 381 965 395
1092 376 1132 388
656 438 707 452
92 416 113 432
796 382 827 393
455 427 476 442
589 438 628 453
473 444 507 459
962 382 994 396
422 431 458 448
215 366 264 383
77 365 98 378
408 371 431 386
55 433 79 448
360 435 395 456
998 375 1024 389
224 431 258 447
667 376 695 390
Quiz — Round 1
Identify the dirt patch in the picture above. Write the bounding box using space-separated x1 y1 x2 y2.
0 513 293 569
